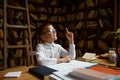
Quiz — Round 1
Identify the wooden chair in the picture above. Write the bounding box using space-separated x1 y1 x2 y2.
29 51 37 66
28 51 42 66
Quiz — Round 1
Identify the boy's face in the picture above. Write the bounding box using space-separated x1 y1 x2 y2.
40 25 57 43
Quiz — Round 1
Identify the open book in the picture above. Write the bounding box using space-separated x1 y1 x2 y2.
81 52 96 61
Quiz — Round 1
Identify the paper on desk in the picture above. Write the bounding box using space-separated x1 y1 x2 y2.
82 52 96 60
4 71 22 78
48 60 97 71
51 69 79 80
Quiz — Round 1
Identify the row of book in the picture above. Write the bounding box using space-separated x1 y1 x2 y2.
56 20 112 32
99 19 112 28
28 0 43 3
76 40 109 51
76 49 83 58
29 3 64 14
7 29 29 38
0 29 3 38
86 0 111 7
29 0 113 21
30 13 64 22
67 8 113 21
0 8 3 17
8 58 27 67
6 48 27 67
75 12 84 20
7 0 26 8
29 7 113 23
0 40 3 48
7 9 27 20
87 8 113 19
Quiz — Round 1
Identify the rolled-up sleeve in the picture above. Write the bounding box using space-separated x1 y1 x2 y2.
69 44 76 59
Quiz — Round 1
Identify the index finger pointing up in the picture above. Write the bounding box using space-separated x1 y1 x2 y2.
66 28 69 33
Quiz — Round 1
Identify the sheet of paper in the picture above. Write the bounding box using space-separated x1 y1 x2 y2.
48 60 98 80
52 69 78 80
47 60 97 71
4 71 22 78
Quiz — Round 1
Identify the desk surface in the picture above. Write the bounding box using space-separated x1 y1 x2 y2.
0 58 118 80
77 57 116 66
0 66 42 80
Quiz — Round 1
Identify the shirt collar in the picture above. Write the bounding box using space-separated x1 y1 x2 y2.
44 42 55 48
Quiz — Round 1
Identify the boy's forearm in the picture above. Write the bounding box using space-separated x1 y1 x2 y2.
69 38 74 44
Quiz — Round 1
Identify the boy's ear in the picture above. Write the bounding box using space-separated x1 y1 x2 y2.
40 35 44 39
40 35 46 41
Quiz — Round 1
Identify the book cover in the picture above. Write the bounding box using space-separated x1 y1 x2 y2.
29 66 57 79
69 68 116 80
90 65 120 76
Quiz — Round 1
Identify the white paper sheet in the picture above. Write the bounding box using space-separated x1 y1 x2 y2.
48 60 98 80
4 71 22 78
47 60 97 71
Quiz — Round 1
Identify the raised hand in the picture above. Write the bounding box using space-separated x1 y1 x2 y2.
66 28 74 44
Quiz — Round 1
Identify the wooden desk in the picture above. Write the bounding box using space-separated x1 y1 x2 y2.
90 58 116 66
77 57 116 66
0 66 42 80
0 58 118 80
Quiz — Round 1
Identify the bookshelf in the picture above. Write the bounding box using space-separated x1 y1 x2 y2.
27 0 119 58
3 0 32 69
0 0 118 70
28 0 65 50
65 0 118 57
0 0 4 70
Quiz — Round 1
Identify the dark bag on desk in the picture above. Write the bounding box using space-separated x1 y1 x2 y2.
29 66 57 79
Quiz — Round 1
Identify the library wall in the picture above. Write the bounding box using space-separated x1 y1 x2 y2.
0 0 119 70
28 0 116 58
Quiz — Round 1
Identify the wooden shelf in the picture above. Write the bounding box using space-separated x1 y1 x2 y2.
7 5 27 10
6 25 29 28
7 45 27 48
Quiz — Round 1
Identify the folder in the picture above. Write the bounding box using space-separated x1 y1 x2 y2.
29 66 57 79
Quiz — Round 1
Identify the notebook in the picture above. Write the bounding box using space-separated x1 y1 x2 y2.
29 66 57 79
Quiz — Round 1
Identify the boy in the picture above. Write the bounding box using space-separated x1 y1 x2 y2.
36 23 76 66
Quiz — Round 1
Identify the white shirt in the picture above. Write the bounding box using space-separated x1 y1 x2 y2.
36 42 76 66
